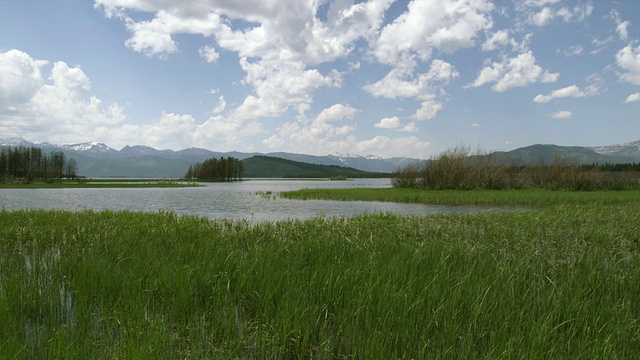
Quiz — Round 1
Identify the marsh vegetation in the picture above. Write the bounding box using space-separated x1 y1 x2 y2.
1 187 639 358
392 146 640 190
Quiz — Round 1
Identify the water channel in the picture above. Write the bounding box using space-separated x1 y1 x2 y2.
0 179 509 222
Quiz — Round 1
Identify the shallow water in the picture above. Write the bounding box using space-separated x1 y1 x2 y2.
0 179 511 222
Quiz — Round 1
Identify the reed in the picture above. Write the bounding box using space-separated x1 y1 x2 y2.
392 146 640 190
1 193 639 358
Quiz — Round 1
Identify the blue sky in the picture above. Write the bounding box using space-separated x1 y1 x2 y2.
1 0 639 158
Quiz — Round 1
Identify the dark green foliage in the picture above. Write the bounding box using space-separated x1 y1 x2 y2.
185 156 243 181
241 155 389 178
0 146 76 182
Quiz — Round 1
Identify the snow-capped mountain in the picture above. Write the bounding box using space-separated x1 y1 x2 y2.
6 136 638 178
0 137 33 147
590 140 640 158
326 153 416 173
59 142 118 154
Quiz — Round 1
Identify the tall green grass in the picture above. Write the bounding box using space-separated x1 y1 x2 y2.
1 194 640 358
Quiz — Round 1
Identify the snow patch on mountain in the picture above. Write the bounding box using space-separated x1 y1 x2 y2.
0 137 33 146
590 140 640 158
60 142 116 153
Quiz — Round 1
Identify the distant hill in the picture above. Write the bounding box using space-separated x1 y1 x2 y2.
241 156 389 178
490 144 639 165
3 137 640 178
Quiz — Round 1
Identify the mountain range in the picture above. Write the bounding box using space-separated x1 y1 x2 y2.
2 137 640 178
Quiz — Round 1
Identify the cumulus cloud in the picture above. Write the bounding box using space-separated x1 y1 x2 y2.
262 103 357 153
616 45 640 85
0 49 126 144
413 100 444 121
374 117 417 132
199 46 220 63
94 0 394 134
547 110 572 119
533 84 599 103
625 93 640 103
375 116 401 129
233 58 341 120
481 29 515 52
372 0 493 64
316 104 359 123
365 59 458 99
0 50 47 108
467 51 558 92
365 58 458 121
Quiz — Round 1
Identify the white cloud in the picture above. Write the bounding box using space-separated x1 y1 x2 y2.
547 110 572 119
523 0 561 6
375 116 401 129
0 50 47 108
262 103 358 154
616 21 630 41
374 117 418 132
364 59 458 100
372 0 493 64
528 7 554 26
97 0 391 64
316 104 359 123
199 46 220 63
193 115 264 150
212 96 226 114
233 58 340 120
521 1 592 26
625 93 640 103
365 58 457 121
471 123 481 127
481 29 515 52
413 100 443 121
610 10 631 41
0 50 126 144
468 51 558 92
350 135 431 158
533 84 599 103
124 10 222 57
94 0 393 129
401 122 418 132
616 45 640 85
559 45 583 57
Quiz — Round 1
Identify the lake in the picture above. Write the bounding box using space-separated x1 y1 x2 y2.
0 179 509 222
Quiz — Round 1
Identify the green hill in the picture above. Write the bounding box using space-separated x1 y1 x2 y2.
241 155 389 178
489 144 636 165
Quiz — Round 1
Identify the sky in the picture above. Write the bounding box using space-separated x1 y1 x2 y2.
1 0 639 158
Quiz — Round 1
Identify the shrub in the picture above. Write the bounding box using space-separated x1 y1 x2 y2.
392 147 640 191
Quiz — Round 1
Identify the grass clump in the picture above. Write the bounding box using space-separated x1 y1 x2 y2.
393 146 640 190
2 193 640 358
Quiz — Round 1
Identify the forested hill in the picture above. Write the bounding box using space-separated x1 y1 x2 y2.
241 155 390 178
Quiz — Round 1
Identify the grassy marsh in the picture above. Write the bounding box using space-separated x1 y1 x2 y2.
1 189 640 358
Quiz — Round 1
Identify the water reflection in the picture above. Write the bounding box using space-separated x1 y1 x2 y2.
0 179 512 222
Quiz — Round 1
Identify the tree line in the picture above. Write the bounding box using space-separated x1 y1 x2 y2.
184 156 244 181
0 146 77 181
579 162 640 172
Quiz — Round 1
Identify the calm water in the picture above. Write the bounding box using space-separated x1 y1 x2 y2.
0 179 507 222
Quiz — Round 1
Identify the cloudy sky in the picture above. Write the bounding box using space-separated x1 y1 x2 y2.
1 0 639 158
